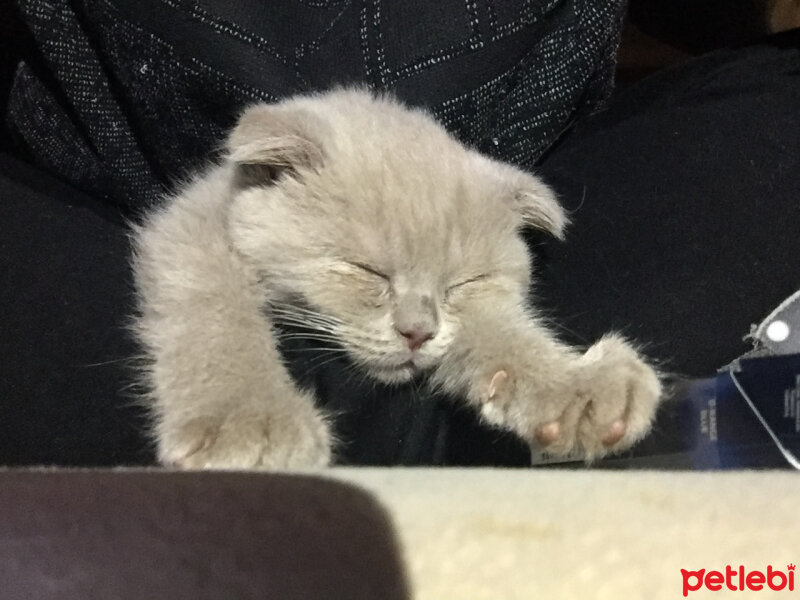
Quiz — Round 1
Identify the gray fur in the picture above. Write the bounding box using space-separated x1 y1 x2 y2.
132 89 661 469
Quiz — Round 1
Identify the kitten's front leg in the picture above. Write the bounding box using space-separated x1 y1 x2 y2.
433 305 662 460
161 386 332 470
133 195 331 470
139 286 332 471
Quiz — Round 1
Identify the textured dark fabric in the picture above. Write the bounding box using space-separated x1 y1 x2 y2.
6 0 625 213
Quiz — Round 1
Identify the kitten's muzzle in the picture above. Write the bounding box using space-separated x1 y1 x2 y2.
392 291 439 351
396 327 434 351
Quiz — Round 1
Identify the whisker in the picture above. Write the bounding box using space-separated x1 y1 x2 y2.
78 357 131 368
281 346 350 354
269 307 395 346
272 319 340 333
271 316 339 331
269 304 344 326
270 308 338 322
342 364 364 388
277 332 343 343
410 374 424 403
300 352 351 376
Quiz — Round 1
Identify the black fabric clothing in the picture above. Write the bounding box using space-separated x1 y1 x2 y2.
534 28 800 377
0 153 152 465
1 1 798 466
6 0 624 213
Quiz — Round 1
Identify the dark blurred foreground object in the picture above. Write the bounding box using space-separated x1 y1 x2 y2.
0 470 410 600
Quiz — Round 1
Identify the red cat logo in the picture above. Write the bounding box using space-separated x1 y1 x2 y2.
681 564 795 596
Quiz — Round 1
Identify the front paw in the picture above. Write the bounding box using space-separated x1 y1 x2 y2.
159 392 332 470
480 335 662 461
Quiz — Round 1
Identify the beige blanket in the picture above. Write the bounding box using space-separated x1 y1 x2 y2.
329 468 799 599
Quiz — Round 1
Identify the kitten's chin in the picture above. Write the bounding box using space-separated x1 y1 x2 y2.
367 361 419 384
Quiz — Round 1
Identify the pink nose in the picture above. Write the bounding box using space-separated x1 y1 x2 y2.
397 328 434 351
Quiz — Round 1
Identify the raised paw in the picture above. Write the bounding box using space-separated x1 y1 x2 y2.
481 335 662 461
159 399 332 470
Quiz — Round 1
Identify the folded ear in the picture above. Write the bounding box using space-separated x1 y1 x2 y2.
227 103 325 186
509 173 568 240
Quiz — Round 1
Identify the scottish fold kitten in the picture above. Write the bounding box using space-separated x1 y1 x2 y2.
132 89 661 469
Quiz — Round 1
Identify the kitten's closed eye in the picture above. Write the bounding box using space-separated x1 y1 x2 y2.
445 274 490 300
346 261 391 282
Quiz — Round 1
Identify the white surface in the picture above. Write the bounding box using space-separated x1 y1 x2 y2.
328 468 800 599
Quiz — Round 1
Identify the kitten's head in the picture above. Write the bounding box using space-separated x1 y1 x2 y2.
225 89 566 383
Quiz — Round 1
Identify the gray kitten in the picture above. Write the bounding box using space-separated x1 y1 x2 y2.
132 89 661 469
